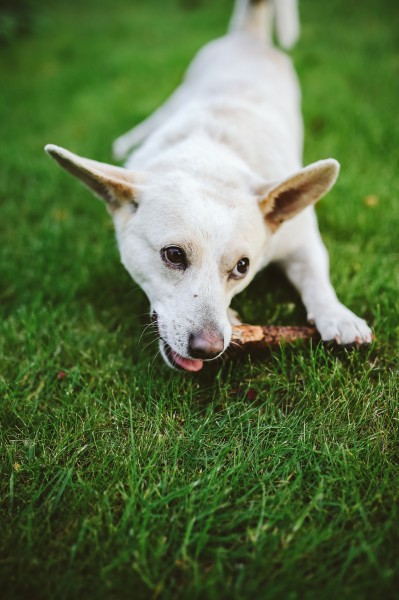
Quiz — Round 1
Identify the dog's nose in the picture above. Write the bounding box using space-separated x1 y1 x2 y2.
188 330 225 360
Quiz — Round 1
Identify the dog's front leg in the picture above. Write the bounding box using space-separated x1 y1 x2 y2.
280 231 372 344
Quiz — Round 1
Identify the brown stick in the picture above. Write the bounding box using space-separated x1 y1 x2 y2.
230 324 318 352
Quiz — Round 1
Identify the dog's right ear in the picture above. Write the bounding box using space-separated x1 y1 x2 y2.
45 144 141 212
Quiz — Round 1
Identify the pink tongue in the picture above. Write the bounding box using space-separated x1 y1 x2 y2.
170 350 203 372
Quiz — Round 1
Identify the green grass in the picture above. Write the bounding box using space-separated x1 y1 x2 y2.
1 0 399 598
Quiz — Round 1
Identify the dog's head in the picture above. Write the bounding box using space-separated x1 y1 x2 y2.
45 144 339 371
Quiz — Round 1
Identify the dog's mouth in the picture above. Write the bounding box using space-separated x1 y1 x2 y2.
161 340 204 372
152 312 204 372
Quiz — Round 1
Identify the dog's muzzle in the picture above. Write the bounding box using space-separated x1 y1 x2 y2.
152 312 224 371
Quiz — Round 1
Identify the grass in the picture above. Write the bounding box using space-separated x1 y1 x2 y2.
1 0 398 597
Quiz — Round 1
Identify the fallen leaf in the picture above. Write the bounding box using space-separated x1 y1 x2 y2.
364 195 378 207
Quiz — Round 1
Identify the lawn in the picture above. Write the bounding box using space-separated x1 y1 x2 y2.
1 0 398 598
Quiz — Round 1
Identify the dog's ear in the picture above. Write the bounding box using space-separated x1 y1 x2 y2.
258 159 340 232
45 144 141 211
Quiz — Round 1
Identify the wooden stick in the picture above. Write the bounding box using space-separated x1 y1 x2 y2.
230 324 318 352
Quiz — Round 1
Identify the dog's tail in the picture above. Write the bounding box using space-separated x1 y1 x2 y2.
229 0 299 49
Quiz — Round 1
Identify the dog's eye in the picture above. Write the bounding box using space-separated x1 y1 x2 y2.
230 257 250 279
161 245 187 269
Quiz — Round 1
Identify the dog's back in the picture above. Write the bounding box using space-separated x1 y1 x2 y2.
118 0 302 179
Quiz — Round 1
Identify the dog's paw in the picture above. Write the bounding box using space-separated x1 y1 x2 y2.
312 305 372 345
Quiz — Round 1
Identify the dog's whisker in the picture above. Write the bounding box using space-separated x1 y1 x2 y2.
136 321 157 329
229 340 242 349
142 336 161 353
132 311 155 323
137 322 158 346
150 346 163 369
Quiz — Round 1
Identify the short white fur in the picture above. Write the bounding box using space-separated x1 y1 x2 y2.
45 0 372 370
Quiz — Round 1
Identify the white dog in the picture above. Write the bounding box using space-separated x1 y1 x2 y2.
45 0 372 371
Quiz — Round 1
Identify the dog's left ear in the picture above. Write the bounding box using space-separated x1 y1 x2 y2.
258 158 340 232
45 144 141 212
